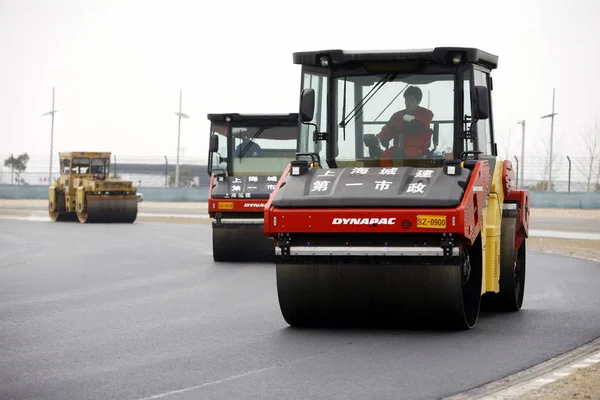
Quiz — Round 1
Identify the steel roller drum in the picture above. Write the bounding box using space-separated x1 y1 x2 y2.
276 250 483 330
77 195 138 223
49 211 79 222
212 224 275 262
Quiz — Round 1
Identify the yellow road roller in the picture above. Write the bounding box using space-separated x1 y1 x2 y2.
48 151 138 223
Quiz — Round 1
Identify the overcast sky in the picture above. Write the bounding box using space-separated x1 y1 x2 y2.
1 0 598 170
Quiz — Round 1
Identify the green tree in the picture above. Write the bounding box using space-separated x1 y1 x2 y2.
531 180 555 192
4 153 30 185
577 116 600 191
168 166 197 187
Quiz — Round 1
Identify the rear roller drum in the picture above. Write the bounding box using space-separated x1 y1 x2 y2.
276 241 483 330
483 217 526 311
212 224 275 263
77 196 138 223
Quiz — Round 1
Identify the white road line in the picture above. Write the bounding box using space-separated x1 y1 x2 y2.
133 365 277 400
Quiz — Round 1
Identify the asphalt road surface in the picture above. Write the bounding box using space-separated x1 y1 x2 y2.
1 219 600 400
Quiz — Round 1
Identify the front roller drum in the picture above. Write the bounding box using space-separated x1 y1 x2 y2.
49 211 78 222
276 246 483 330
77 195 138 223
212 223 275 262
48 192 77 222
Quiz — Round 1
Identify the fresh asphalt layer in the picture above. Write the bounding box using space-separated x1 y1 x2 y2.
1 219 600 400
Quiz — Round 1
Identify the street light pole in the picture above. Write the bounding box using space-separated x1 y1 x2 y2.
42 87 57 184
517 120 525 189
541 88 557 192
174 89 189 187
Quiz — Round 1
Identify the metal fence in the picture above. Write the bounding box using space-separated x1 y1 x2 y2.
0 154 209 188
511 155 600 192
1 154 599 192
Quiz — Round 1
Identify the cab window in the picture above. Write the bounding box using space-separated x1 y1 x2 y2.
71 157 90 174
61 159 70 174
91 158 109 174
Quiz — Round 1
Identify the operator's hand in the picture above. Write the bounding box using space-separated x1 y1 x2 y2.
379 137 390 148
403 114 416 122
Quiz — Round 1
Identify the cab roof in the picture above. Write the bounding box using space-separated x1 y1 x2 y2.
208 113 299 140
292 47 498 70
207 113 299 125
59 151 112 158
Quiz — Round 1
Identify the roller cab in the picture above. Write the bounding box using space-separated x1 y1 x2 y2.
264 47 530 329
48 151 138 223
207 113 299 262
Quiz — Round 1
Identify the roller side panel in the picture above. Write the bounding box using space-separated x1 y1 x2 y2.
505 189 530 248
482 160 508 295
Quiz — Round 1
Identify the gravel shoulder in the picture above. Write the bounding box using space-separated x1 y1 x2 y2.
520 361 600 400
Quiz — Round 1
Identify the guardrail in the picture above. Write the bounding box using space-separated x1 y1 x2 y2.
1 184 600 208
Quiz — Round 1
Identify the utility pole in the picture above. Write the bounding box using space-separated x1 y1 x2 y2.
164 155 168 187
42 87 57 184
517 120 525 189
541 88 557 192
174 89 190 187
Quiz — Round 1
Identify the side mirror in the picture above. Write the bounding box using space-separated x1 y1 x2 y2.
299 88 315 122
472 86 490 120
209 134 219 153
211 152 221 167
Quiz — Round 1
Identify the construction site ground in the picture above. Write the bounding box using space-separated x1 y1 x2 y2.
0 199 599 399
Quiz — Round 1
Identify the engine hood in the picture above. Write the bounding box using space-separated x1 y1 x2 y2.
270 165 471 208
76 178 134 190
